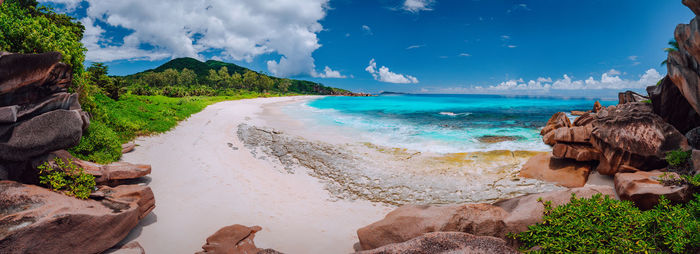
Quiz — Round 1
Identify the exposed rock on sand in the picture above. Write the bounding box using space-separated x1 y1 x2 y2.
356 186 616 251
614 170 692 210
197 224 265 254
238 124 562 205
591 103 689 174
519 152 591 188
0 181 153 254
355 232 518 254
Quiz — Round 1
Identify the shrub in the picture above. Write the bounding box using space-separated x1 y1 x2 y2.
38 157 95 199
69 120 122 164
514 194 700 253
666 149 693 175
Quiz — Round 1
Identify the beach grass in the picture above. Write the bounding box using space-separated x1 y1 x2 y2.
69 92 296 163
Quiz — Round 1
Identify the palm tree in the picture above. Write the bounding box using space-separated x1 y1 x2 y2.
661 39 680 66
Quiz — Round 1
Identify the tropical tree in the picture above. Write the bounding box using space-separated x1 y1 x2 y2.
662 39 680 66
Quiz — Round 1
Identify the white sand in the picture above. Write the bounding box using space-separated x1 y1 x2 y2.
119 96 393 254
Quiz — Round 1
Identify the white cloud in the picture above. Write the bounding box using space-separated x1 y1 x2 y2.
406 44 425 50
605 69 621 75
506 45 517 48
628 55 638 61
402 0 435 13
459 53 471 57
311 66 346 78
362 25 373 35
46 0 332 77
486 68 662 91
365 59 419 84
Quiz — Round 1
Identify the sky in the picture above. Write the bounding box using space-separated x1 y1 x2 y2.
40 0 693 97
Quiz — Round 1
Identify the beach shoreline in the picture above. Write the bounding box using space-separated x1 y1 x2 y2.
118 95 608 253
119 96 394 254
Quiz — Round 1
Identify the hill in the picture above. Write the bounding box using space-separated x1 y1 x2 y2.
123 57 353 96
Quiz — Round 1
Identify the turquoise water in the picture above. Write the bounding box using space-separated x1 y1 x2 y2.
291 94 615 153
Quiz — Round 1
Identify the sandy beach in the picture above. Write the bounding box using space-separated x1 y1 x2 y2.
119 96 394 254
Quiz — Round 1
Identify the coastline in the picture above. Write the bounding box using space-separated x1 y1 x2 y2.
119 96 393 254
118 95 579 253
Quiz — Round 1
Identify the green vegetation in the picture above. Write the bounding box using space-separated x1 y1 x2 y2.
117 57 352 98
2 1 353 164
514 194 700 253
0 0 86 75
665 148 695 176
37 157 96 199
662 39 680 66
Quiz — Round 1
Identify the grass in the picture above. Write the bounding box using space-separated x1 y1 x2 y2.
70 92 297 163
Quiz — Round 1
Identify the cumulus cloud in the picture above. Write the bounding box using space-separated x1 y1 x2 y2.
402 0 435 13
486 68 661 91
311 66 346 78
365 59 419 84
45 0 334 77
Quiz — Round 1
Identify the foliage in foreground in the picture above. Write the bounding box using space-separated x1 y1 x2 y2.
514 194 700 253
38 157 96 199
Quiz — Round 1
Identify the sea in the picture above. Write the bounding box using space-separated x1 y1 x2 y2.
283 94 616 153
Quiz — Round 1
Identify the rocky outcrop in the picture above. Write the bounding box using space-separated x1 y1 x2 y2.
593 101 603 113
0 181 154 254
540 112 570 138
355 232 518 254
519 152 591 188
0 51 89 175
614 171 692 210
618 91 648 105
591 103 690 174
647 76 700 134
356 186 616 251
196 224 283 254
687 127 700 149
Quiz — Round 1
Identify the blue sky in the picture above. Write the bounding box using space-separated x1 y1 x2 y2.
42 0 692 96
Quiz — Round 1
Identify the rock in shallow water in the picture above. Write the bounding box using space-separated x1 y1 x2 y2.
355 232 518 254
0 181 154 254
238 124 561 205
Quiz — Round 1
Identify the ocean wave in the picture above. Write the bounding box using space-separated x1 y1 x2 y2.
438 112 472 117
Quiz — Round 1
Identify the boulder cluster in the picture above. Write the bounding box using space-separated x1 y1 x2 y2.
0 52 154 253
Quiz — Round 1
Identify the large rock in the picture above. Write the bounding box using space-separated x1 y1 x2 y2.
519 152 592 187
551 126 592 143
618 90 648 105
687 127 700 149
96 162 152 185
572 112 595 127
593 101 603 113
685 0 700 16
590 103 690 175
0 181 154 254
0 109 85 161
357 186 616 250
0 52 71 106
614 170 692 210
552 143 599 162
196 224 263 254
540 112 570 137
647 76 700 134
355 232 518 254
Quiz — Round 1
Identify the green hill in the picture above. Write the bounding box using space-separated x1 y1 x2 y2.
123 57 352 96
